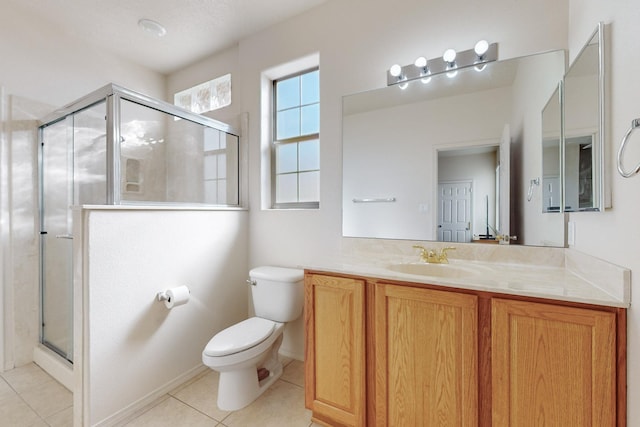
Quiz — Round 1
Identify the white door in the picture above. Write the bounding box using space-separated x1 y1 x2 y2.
438 181 472 242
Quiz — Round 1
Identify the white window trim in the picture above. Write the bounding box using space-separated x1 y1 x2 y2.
260 52 320 210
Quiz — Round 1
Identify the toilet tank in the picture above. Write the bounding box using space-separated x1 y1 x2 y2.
249 266 304 322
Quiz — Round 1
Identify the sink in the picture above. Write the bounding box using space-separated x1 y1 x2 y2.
387 262 480 279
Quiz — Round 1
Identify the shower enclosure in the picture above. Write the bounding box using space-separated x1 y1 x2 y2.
38 84 240 361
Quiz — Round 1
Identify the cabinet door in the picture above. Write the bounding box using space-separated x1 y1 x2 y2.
304 274 366 426
492 298 617 426
375 283 478 426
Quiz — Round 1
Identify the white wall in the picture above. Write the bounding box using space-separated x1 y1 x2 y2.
75 209 249 426
567 0 640 424
0 4 164 106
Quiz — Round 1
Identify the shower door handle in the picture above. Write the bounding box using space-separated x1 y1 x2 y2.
55 234 74 240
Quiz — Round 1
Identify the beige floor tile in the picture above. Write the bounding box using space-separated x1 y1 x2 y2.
0 376 16 401
280 359 304 387
170 370 231 422
20 378 72 419
223 380 311 427
45 406 74 427
123 396 218 427
0 393 48 426
1 364 52 394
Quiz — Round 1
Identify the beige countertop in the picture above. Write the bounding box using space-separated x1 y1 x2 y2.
303 242 631 308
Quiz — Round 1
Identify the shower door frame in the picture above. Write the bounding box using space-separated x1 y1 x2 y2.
38 84 240 362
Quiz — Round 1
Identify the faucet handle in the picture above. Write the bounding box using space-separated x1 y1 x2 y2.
439 246 456 263
412 245 429 262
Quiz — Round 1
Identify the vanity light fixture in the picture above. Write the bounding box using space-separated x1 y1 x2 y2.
443 49 457 67
414 56 431 84
387 40 498 87
474 40 490 59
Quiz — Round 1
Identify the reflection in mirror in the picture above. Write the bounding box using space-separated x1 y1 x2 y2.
542 85 562 212
342 50 566 246
563 22 605 211
437 145 501 243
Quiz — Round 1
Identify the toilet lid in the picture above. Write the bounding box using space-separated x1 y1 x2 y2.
204 317 276 357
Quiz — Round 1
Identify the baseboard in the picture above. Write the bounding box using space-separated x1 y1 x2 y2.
279 349 303 362
93 364 208 427
33 345 74 391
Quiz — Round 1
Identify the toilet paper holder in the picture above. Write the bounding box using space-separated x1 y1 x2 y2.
156 285 191 309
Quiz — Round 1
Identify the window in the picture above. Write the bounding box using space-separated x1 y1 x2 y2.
272 68 320 208
174 74 232 114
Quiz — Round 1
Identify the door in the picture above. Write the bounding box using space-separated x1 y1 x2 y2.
39 101 107 362
304 274 366 427
492 298 617 426
375 283 478 426
438 181 472 242
40 117 75 360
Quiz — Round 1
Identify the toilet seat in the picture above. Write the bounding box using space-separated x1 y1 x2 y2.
204 317 275 357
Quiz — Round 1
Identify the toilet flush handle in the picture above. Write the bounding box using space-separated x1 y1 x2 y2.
246 279 257 286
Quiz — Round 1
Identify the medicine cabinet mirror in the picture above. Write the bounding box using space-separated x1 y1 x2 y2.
342 49 566 246
542 85 562 212
561 22 606 212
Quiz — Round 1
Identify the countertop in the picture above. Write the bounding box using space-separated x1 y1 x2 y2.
304 252 631 308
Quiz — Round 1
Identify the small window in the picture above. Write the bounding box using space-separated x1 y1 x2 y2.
174 74 231 114
272 68 319 208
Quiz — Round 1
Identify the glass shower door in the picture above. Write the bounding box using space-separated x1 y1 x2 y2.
39 101 107 362
40 116 74 361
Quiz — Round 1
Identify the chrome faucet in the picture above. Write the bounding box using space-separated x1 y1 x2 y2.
412 245 456 264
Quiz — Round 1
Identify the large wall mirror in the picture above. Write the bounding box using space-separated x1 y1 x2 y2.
343 49 566 246
561 22 606 212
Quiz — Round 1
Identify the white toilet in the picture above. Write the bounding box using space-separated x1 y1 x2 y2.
202 266 304 411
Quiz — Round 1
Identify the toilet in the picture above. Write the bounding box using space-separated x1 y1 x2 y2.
202 266 304 411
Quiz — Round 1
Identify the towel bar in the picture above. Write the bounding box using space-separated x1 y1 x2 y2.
617 118 640 178
352 197 396 203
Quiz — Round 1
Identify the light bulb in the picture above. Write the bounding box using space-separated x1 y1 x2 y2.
414 57 427 68
446 70 458 79
421 76 432 84
398 82 409 90
390 64 402 77
474 40 489 57
443 49 457 64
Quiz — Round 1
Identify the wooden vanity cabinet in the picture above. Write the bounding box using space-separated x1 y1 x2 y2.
304 271 626 427
491 298 619 426
304 273 366 427
374 283 479 426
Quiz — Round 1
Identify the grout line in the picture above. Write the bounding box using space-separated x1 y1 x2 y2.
169 393 232 424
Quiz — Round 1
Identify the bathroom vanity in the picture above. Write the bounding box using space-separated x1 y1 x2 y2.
303 250 628 426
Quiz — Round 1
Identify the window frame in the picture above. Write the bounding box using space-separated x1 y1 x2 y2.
271 67 320 209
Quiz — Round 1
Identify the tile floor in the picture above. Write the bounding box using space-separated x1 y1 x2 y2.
0 358 323 427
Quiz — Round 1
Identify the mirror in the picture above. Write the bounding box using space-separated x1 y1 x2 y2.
542 85 562 212
342 49 566 245
562 22 605 212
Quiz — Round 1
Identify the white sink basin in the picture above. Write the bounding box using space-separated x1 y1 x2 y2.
387 262 480 279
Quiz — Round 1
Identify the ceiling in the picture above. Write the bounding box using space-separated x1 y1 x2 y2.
6 0 328 75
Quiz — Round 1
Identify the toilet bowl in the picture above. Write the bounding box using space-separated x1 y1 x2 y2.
202 266 304 411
